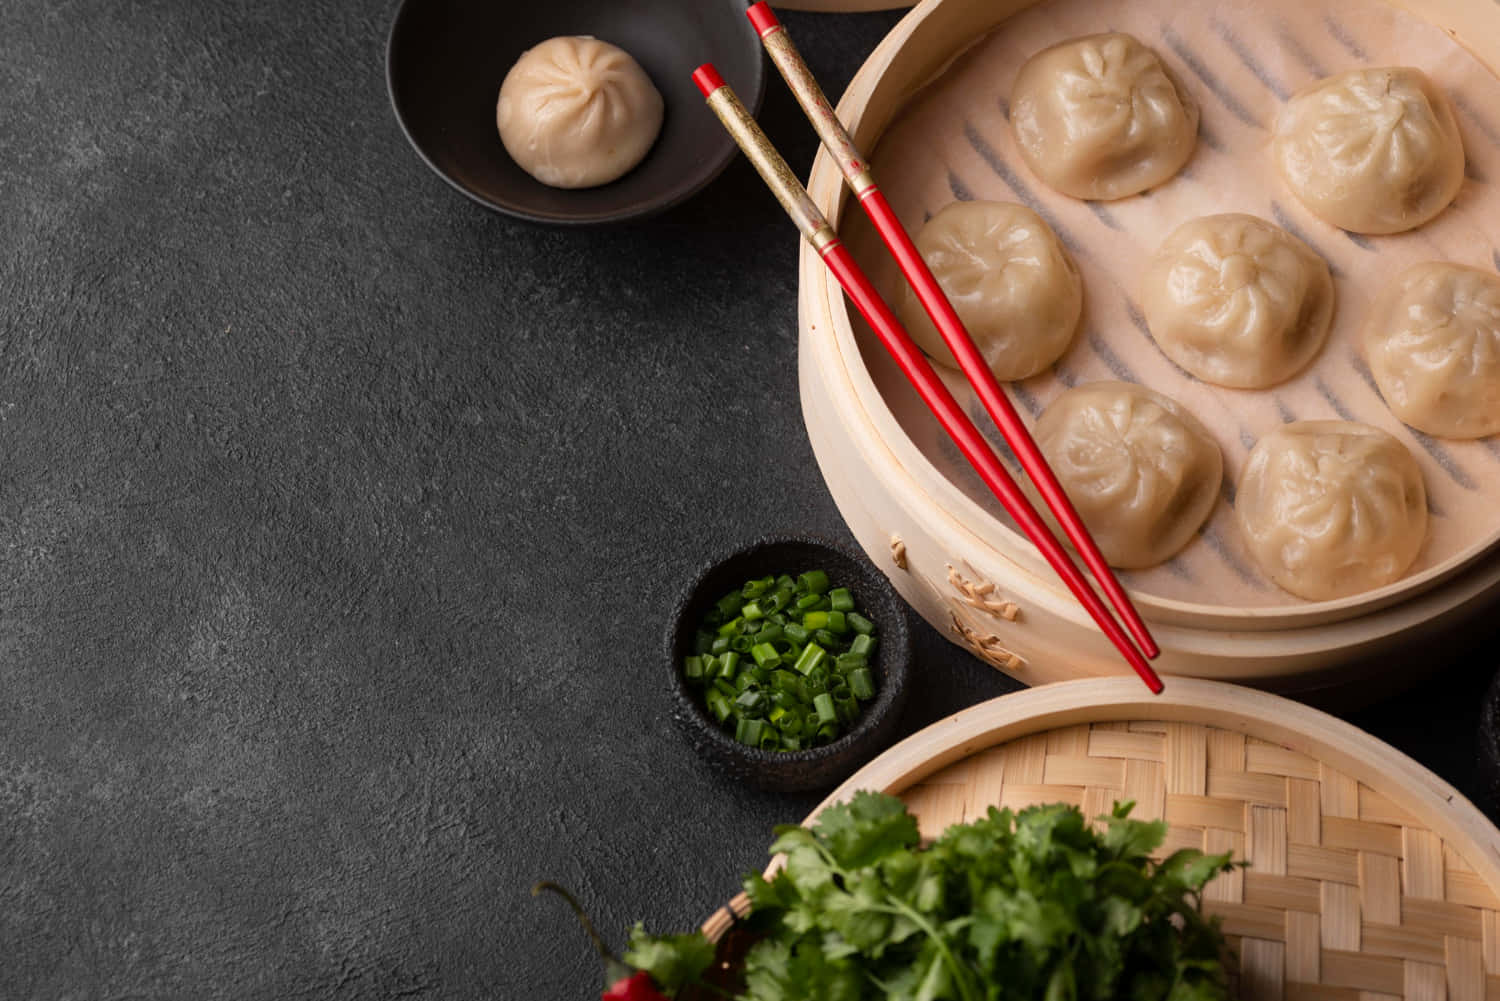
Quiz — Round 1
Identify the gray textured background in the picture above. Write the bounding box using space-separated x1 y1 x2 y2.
1 2 1495 999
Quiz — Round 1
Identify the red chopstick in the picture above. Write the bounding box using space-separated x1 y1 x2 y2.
745 2 1161 666
692 65 1163 694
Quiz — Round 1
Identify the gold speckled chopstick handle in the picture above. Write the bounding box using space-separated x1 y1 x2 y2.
748 3 876 199
692 64 838 254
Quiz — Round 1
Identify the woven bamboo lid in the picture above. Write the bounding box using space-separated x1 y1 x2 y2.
703 679 1500 998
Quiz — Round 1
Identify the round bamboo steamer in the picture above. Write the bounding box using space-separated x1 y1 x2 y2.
797 0 1500 697
702 678 1500 998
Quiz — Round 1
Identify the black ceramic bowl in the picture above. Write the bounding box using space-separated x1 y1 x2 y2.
668 535 912 793
386 0 765 225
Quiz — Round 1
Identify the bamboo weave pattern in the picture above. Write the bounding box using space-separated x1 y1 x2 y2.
895 720 1500 1000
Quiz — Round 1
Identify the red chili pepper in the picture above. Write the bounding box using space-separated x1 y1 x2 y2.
603 970 671 1001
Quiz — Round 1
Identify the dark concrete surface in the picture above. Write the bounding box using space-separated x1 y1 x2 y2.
0 3 1493 999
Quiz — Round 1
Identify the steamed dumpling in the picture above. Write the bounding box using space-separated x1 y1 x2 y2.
1273 67 1464 234
900 201 1081 380
1010 33 1199 200
497 36 664 189
1364 262 1500 438
1142 214 1334 389
1236 421 1427 600
1034 382 1223 569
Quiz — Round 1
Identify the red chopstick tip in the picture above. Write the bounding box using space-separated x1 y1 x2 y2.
747 2 781 35
692 64 726 97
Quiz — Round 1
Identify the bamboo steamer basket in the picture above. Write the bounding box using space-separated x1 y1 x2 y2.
701 678 1500 999
797 0 1500 698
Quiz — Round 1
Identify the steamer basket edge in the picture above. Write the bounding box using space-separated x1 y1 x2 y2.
801 308 1500 698
796 0 1500 695
699 677 1500 963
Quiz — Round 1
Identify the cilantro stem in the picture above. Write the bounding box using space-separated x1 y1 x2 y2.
801 832 978 1001
883 897 980 1001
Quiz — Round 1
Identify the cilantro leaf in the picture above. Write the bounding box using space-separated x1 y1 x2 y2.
621 923 715 993
613 794 1235 1001
812 789 922 870
736 794 1235 1001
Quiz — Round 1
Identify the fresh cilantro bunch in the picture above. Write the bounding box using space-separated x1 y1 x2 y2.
629 792 1236 1001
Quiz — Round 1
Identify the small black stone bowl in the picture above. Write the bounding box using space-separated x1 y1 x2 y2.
386 0 764 225
667 535 912 793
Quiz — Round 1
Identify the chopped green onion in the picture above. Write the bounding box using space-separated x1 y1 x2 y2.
735 717 765 747
793 643 828 676
751 643 781 668
798 570 830 595
690 569 879 753
741 577 772 600
835 653 867 673
706 690 733 724
735 690 766 716
850 667 875 700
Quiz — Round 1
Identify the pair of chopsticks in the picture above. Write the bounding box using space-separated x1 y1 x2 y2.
694 3 1164 693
